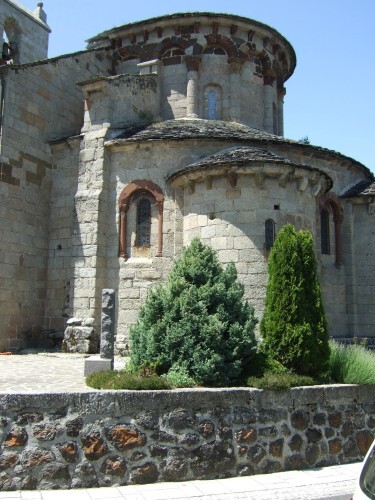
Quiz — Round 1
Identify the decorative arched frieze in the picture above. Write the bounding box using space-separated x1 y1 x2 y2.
118 180 164 259
204 34 240 60
319 192 344 266
114 45 147 63
153 37 190 60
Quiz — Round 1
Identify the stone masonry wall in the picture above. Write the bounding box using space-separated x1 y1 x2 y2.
0 0 49 65
344 201 375 339
0 385 373 490
0 50 110 351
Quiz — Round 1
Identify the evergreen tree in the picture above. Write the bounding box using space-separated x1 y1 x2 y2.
260 224 329 376
130 238 258 386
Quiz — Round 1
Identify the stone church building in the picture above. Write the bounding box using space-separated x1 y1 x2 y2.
0 0 374 353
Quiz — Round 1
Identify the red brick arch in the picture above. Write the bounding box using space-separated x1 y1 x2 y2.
118 180 164 259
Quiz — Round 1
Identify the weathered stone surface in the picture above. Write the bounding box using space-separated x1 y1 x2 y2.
328 411 342 428
161 458 188 482
258 459 282 474
135 411 159 430
269 438 284 457
66 417 83 437
149 445 168 458
163 410 197 431
355 430 374 455
259 425 278 438
179 433 200 447
328 438 342 455
15 412 43 425
72 462 99 488
0 471 14 491
285 454 307 470
62 326 98 354
288 434 303 452
130 451 147 461
313 413 326 426
41 463 70 481
306 444 320 465
150 430 177 443
101 456 127 476
198 420 215 438
0 453 19 470
5 428 28 447
235 427 257 444
57 441 79 463
21 448 55 468
291 410 310 430
247 444 266 465
191 442 236 477
34 423 62 441
306 428 323 444
130 462 159 484
107 426 146 451
0 386 374 489
343 437 359 459
82 432 108 460
218 421 233 440
233 407 257 424
100 289 115 361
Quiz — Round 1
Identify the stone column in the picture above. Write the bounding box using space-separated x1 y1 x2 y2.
277 87 286 136
156 201 164 257
229 58 242 122
334 211 344 266
185 56 201 118
119 210 127 258
263 75 275 133
84 289 116 376
100 289 115 362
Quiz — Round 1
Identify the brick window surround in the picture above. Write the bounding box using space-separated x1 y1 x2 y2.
118 180 164 259
319 192 344 266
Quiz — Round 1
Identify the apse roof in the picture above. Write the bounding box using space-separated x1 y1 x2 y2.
341 180 375 198
165 145 332 188
106 119 373 180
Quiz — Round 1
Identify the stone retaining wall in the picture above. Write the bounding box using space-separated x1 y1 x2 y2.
0 385 374 490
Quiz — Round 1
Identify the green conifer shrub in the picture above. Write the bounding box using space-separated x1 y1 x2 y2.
260 224 330 377
130 238 258 386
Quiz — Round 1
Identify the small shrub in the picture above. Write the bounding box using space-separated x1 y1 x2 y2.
86 370 172 390
247 371 317 390
328 341 375 384
261 224 330 377
130 238 258 386
162 365 197 388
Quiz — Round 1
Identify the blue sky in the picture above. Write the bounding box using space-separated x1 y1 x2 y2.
21 0 375 174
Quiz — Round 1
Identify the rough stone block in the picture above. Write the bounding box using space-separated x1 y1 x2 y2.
84 355 113 377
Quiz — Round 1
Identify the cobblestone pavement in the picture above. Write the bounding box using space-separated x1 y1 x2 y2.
0 351 126 392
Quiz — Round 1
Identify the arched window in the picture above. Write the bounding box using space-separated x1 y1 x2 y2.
208 90 217 120
203 46 227 55
319 193 344 266
118 180 164 259
320 209 330 255
136 197 151 247
161 47 185 66
265 219 275 252
204 85 222 120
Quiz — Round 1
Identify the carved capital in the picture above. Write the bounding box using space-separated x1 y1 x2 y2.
255 171 265 189
263 74 276 86
185 55 201 72
227 171 237 188
298 177 309 192
228 57 244 74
